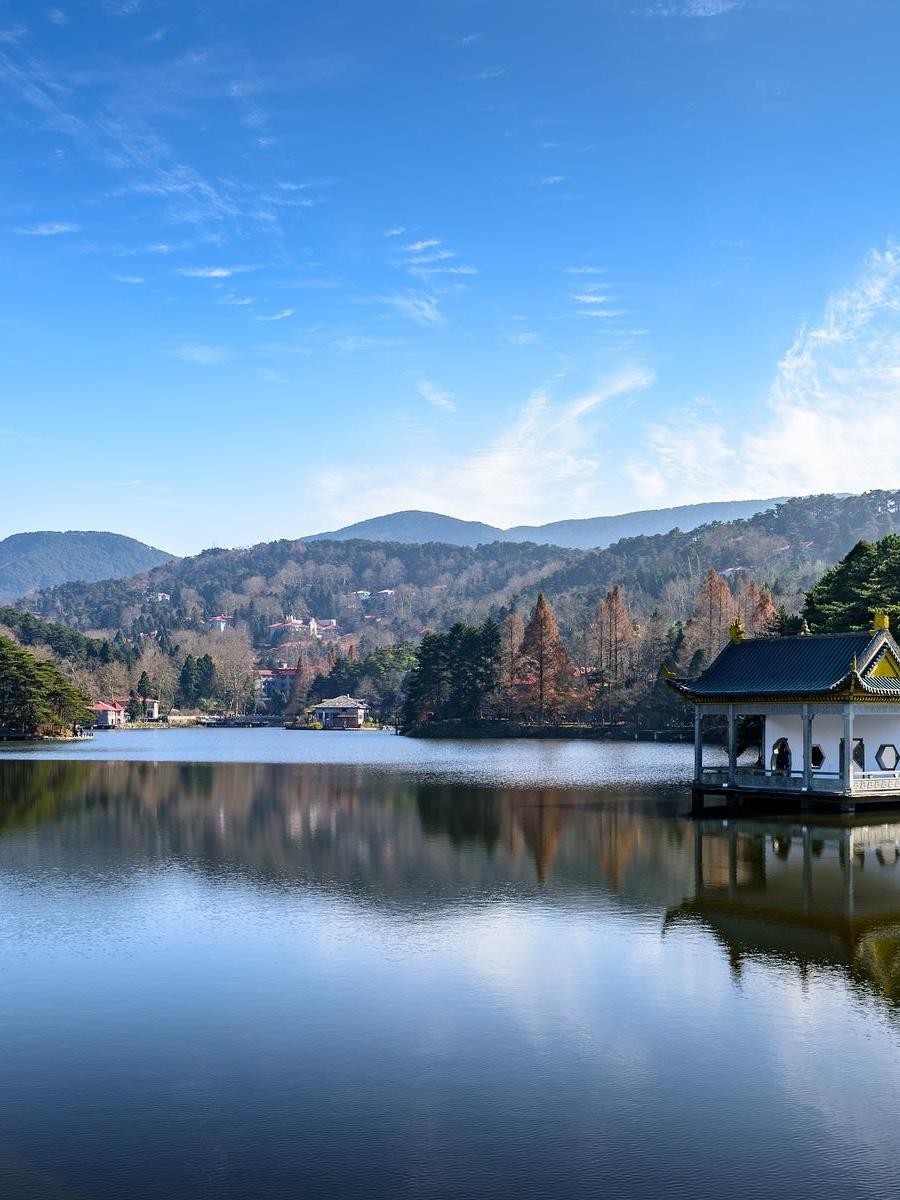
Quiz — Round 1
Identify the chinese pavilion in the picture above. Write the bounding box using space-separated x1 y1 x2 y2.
670 614 900 813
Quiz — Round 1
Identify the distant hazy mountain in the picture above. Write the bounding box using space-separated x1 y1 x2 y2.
307 499 785 551
0 531 174 603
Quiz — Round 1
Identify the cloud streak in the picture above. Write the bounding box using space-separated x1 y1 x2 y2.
381 291 445 326
627 242 900 505
177 266 253 279
316 368 654 527
15 221 81 235
417 380 457 411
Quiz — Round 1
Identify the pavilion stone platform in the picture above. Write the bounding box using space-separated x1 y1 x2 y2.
669 617 900 815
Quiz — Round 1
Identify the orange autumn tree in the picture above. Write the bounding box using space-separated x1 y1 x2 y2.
518 592 571 726
589 586 635 717
500 610 525 717
685 568 736 671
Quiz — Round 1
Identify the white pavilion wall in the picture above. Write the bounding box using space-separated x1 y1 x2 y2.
765 713 900 774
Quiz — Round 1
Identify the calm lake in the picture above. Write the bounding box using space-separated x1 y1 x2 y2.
1 730 899 1199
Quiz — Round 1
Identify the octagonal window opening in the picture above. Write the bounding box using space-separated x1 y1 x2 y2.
810 745 826 770
876 743 900 772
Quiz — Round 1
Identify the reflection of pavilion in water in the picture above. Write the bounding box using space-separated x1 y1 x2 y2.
667 819 900 1002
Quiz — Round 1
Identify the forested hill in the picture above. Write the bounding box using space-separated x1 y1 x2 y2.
0 531 174 603
306 497 784 550
22 539 580 637
530 491 900 608
17 490 900 645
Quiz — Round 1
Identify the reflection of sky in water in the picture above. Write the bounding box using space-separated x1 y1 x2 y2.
1 751 900 1199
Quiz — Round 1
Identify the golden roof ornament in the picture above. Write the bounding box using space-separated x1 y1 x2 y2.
799 619 811 636
728 617 745 645
873 610 890 633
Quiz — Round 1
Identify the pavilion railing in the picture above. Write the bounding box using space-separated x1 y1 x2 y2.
700 766 900 796
699 767 844 792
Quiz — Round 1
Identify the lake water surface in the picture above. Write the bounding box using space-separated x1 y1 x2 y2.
1 731 899 1199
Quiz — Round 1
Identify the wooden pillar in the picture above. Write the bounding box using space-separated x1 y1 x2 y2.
727 704 737 786
693 705 703 785
842 702 854 794
802 703 813 791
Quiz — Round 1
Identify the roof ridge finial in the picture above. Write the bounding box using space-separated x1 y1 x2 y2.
799 618 811 636
873 610 890 633
728 616 745 644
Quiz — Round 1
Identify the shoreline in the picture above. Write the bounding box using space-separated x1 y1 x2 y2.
404 719 694 742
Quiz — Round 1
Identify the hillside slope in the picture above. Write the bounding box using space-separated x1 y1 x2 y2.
307 498 784 550
0 531 174 604
20 492 900 646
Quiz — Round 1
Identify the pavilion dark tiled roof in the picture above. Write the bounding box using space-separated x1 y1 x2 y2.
673 631 881 698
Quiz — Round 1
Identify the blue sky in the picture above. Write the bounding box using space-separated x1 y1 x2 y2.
3 0 900 555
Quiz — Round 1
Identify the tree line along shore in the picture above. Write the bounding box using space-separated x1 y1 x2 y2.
0 530 896 739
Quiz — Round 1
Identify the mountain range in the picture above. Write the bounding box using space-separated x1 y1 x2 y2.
305 498 785 551
0 531 173 605
23 491 900 644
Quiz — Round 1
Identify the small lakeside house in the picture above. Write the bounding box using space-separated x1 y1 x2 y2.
311 695 368 730
92 701 127 728
670 615 900 813
113 695 160 721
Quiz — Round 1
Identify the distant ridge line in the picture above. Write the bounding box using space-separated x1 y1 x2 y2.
305 498 788 551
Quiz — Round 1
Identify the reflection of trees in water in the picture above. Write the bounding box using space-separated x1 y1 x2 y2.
417 786 501 853
855 926 900 1002
510 793 570 884
0 762 692 909
0 760 93 832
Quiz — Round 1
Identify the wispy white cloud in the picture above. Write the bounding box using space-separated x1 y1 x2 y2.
504 329 541 346
256 308 294 322
626 242 900 505
417 380 457 412
174 343 232 365
571 291 614 305
384 226 405 238
258 367 286 384
47 9 69 26
406 249 455 265
15 221 80 235
115 274 144 284
0 39 262 232
566 266 606 275
465 66 506 81
381 291 444 326
218 292 254 306
540 175 567 186
638 0 741 16
316 368 653 527
177 265 252 278
394 236 476 283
